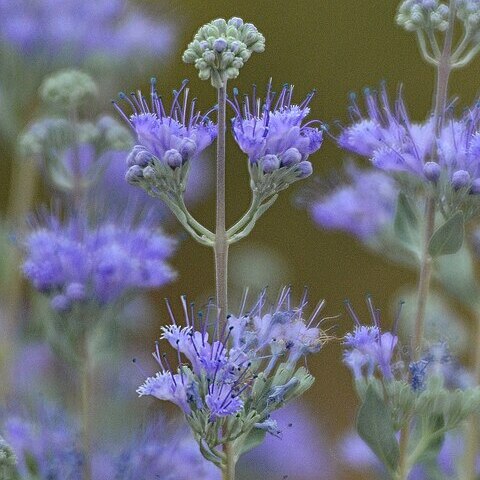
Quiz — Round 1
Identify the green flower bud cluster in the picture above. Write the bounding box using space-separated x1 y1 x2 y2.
457 1 480 27
183 17 265 88
0 436 18 480
19 114 132 192
397 1 449 32
39 69 98 111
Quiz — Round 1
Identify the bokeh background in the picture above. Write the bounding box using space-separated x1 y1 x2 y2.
2 1 478 479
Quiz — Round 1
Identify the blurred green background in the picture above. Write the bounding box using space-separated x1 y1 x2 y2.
3 1 479 478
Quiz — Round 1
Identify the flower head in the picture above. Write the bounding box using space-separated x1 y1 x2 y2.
22 209 176 312
343 298 399 381
231 81 323 178
0 0 174 62
338 85 480 210
311 165 398 241
114 79 216 196
183 17 265 88
138 289 327 463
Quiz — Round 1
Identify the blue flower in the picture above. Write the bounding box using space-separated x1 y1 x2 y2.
343 299 398 380
114 79 217 173
22 210 176 311
0 0 174 61
311 164 398 241
230 81 323 174
338 85 480 195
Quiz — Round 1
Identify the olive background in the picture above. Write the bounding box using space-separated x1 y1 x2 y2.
2 1 479 479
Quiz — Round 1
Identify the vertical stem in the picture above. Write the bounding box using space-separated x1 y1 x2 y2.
398 3 456 477
214 83 235 479
1 156 39 402
214 85 229 325
81 337 92 480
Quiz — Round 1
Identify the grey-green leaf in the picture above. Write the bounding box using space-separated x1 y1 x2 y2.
356 385 400 472
428 211 464 257
238 428 267 456
394 193 419 246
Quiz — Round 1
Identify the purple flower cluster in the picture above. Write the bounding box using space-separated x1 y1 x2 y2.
338 85 480 194
231 81 323 175
114 79 217 178
138 289 325 422
311 165 398 241
22 212 176 312
0 0 174 61
3 403 83 479
114 422 220 480
343 299 398 381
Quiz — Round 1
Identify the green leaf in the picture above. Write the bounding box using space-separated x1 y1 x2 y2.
394 193 419 246
238 428 267 456
428 211 465 257
356 385 400 472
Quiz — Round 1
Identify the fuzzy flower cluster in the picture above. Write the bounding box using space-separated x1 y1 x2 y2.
231 81 323 179
183 17 265 88
3 404 82 479
311 165 398 241
0 0 174 62
114 422 220 480
114 79 217 190
22 212 176 312
20 114 132 193
397 0 450 31
343 300 399 381
138 289 326 443
338 85 480 196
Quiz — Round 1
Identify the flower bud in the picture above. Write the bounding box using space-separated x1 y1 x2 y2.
452 170 471 189
423 161 441 182
164 149 183 168
51 294 71 312
143 166 156 181
179 139 197 160
213 38 228 52
281 148 302 167
40 69 98 111
262 154 280 173
125 165 144 184
471 178 480 194
297 161 313 178
65 282 86 301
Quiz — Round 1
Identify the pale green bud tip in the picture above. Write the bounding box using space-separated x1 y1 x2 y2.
39 69 98 110
397 0 449 32
183 17 265 88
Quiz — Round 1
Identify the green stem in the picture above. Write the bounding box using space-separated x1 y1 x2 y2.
399 3 456 477
214 83 235 479
226 193 261 238
81 338 93 480
463 303 480 480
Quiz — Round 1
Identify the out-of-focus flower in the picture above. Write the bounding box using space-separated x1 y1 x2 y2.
338 85 480 202
2 402 83 480
239 402 336 480
311 165 398 241
0 0 174 62
22 210 176 312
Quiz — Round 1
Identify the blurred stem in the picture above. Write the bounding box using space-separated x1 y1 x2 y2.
399 3 457 476
214 83 235 478
463 295 480 478
1 154 39 402
81 336 93 480
70 107 84 212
